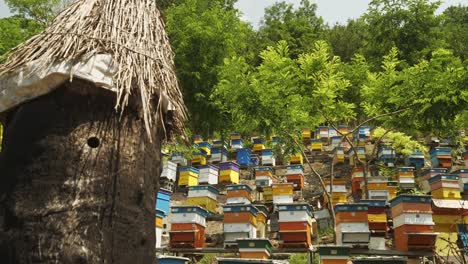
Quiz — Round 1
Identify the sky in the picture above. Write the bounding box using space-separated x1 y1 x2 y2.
0 0 466 25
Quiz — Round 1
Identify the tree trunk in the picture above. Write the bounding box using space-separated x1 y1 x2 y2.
0 79 161 263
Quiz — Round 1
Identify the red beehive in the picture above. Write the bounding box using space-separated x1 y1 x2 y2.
286 174 305 191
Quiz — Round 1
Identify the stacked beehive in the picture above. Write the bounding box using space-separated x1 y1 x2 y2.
349 146 366 166
255 166 275 189
252 137 265 152
230 133 244 149
453 169 468 194
353 126 370 142
337 125 351 138
289 152 303 165
161 160 177 191
171 152 188 166
255 205 269 238
186 185 219 213
272 183 294 204
178 166 199 187
191 150 207 166
335 203 370 246
310 139 323 151
261 149 275 166
285 165 304 191
432 198 468 256
362 176 389 200
198 141 212 156
334 146 345 164
223 204 258 247
237 238 273 260
198 164 219 185
169 206 208 248
226 184 252 204
318 246 351 264
405 150 425 168
389 195 437 251
361 199 387 249
302 128 312 142
219 161 240 184
316 126 329 141
421 168 448 193
428 174 461 200
387 181 399 200
351 167 364 199
211 140 228 163
193 135 203 144
156 189 171 248
398 167 415 189
377 145 395 166
262 186 273 203
277 203 313 248
237 148 253 167
324 179 348 207
430 147 452 168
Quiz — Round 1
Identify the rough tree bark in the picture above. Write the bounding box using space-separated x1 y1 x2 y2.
0 79 161 263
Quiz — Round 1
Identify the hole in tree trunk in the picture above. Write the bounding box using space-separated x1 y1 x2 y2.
87 137 100 148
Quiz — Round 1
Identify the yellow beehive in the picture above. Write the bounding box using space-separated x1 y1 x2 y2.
324 192 347 206
178 175 198 186
368 213 386 223
253 144 265 151
272 183 294 196
187 197 217 213
302 129 312 140
263 187 273 202
310 140 323 151
432 214 468 224
289 153 303 164
155 217 163 228
192 156 207 165
219 170 240 184
432 188 461 200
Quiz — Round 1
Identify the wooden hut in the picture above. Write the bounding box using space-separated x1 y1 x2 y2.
0 0 185 262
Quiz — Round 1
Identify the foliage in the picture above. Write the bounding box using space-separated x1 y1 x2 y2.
440 5 468 62
198 254 216 264
289 253 317 264
372 127 427 155
326 19 367 62
212 40 355 141
5 0 61 24
363 0 443 67
165 0 254 135
362 48 468 137
258 0 324 59
0 16 43 57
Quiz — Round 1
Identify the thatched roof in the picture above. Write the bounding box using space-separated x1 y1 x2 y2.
0 0 186 139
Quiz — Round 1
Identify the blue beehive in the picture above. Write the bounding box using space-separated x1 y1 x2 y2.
250 154 260 166
157 256 190 264
237 148 252 166
405 150 425 168
156 188 172 216
430 147 452 167
389 194 432 208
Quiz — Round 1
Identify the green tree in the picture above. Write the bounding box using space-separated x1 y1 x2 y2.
362 47 468 137
165 0 254 135
5 0 61 24
326 19 367 62
440 5 468 62
363 0 443 67
0 16 43 57
258 0 324 59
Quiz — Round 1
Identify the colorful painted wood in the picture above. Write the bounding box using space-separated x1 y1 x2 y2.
169 206 209 248
237 239 273 259
398 167 415 189
261 149 275 166
389 195 437 251
223 204 259 246
255 166 275 188
405 151 425 168
219 161 240 184
289 152 303 165
310 139 323 151
178 166 199 187
226 184 253 204
187 185 219 213
191 150 207 165
198 164 219 185
157 256 190 264
277 203 313 248
210 146 228 163
156 188 172 216
428 174 461 200
318 245 351 264
272 183 294 204
335 204 370 246
302 128 312 140
237 148 253 167
430 147 452 168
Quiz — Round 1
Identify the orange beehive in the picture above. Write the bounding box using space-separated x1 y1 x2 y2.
279 228 312 247
224 212 257 226
169 206 208 248
391 202 432 217
393 225 437 251
286 174 305 191
278 221 310 231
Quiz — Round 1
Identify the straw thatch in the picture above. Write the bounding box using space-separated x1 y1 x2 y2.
0 0 186 139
